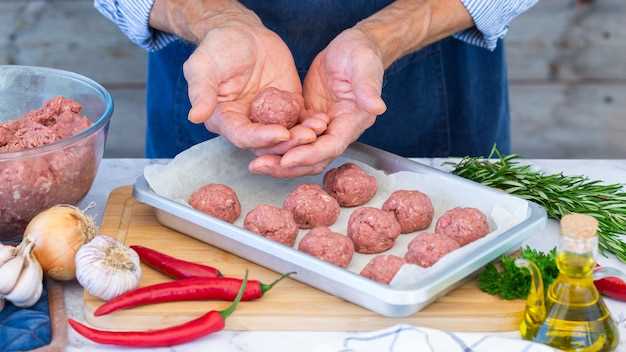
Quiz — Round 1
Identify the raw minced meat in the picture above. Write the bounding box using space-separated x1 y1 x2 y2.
360 254 406 284
382 190 434 234
283 184 340 229
323 163 377 207
0 97 95 241
298 227 354 268
435 207 490 245
244 204 299 246
347 207 401 254
404 232 460 267
189 184 241 223
250 87 301 129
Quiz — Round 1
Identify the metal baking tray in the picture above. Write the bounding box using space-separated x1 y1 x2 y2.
133 143 546 317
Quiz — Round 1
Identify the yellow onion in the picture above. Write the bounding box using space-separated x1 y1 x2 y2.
24 205 96 281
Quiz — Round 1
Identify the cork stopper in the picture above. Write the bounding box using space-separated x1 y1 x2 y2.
560 213 598 239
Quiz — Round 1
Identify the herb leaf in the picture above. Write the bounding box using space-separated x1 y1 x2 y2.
478 247 558 300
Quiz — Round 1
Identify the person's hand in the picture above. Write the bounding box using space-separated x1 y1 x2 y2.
184 20 321 149
249 28 386 177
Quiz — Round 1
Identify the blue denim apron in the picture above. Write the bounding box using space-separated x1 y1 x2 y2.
146 1 510 158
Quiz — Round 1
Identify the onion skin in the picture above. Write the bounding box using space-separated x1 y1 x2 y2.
25 205 95 281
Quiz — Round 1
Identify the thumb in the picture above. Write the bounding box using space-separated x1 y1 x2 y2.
184 53 219 124
351 56 386 116
188 87 218 124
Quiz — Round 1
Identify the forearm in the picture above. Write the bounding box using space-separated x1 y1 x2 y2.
149 0 261 43
355 0 473 68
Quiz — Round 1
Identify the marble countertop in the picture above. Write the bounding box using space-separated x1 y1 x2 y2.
65 158 626 351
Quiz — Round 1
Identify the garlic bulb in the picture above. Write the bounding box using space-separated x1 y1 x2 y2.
0 245 26 295
6 243 43 308
75 235 142 300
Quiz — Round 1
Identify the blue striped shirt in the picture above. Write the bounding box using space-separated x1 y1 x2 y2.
94 0 538 52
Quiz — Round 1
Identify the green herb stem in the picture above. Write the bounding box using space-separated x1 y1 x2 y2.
449 146 626 262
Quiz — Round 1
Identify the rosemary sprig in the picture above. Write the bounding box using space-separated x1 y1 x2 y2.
448 146 626 262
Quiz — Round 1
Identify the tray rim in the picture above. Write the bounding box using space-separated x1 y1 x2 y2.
132 142 547 315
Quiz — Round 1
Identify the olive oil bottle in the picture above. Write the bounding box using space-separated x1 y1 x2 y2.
517 214 619 352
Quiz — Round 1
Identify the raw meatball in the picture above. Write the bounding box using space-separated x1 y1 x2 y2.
323 163 377 207
283 184 340 229
404 232 460 267
360 255 406 284
244 205 298 246
435 207 490 245
298 227 354 268
250 87 301 129
189 184 241 223
382 190 434 234
347 207 401 254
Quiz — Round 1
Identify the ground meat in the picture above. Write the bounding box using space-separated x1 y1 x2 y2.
0 97 88 153
250 87 301 129
347 207 401 254
0 97 95 242
189 184 241 223
298 227 354 267
283 184 340 229
244 204 298 246
360 255 406 284
382 190 434 234
435 207 490 245
404 232 460 267
323 163 377 207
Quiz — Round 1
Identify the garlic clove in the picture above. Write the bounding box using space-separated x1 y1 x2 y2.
6 244 43 307
0 244 16 267
0 249 26 295
13 278 42 308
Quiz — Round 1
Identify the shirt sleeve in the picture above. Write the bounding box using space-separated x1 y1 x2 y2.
94 0 178 51
453 0 538 50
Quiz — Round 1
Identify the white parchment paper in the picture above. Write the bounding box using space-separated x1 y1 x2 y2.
145 137 529 287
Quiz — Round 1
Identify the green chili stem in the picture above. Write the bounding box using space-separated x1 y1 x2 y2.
220 270 248 319
260 272 296 294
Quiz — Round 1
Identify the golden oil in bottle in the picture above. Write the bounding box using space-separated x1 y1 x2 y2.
522 214 618 352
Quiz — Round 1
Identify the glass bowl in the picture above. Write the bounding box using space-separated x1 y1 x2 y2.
0 66 113 243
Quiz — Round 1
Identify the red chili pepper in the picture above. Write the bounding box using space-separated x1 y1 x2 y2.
130 245 222 279
595 276 626 301
94 272 294 316
69 271 248 347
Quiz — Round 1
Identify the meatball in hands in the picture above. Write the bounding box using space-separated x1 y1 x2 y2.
250 28 386 178
183 18 321 151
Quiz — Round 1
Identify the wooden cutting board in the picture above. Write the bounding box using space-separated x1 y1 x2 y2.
83 187 524 332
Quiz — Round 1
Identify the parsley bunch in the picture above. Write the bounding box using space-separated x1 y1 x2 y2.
478 247 559 300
